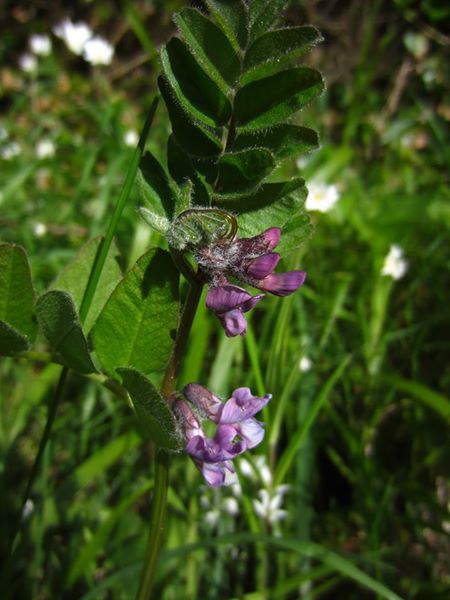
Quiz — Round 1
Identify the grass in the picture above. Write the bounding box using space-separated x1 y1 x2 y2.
1 1 449 598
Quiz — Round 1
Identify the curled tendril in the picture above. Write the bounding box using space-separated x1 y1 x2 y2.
167 207 237 251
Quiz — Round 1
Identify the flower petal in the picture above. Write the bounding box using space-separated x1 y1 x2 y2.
234 418 265 448
257 271 306 296
219 308 247 337
246 253 280 279
206 285 252 313
220 388 272 423
174 400 203 441
184 383 222 421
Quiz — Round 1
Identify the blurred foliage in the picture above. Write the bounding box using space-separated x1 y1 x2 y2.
0 1 449 599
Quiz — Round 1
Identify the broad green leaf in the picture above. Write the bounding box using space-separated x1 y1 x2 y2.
235 68 324 130
173 8 240 92
248 0 287 42
0 320 30 356
50 237 122 333
139 151 176 218
276 212 314 254
217 148 275 192
233 125 319 160
0 243 36 342
242 27 322 84
160 38 232 128
92 248 179 376
117 367 181 450
204 0 248 54
158 76 222 160
35 290 97 374
214 178 305 209
167 136 210 206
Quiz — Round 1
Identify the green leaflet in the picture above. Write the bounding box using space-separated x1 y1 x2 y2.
247 0 287 42
167 136 211 206
160 38 232 128
0 243 36 343
0 320 30 356
173 8 240 92
158 76 222 160
117 367 181 450
204 0 248 54
242 26 323 84
233 124 319 160
235 67 324 130
35 290 97 374
92 248 179 377
139 150 176 218
216 147 275 193
50 237 122 333
213 178 305 209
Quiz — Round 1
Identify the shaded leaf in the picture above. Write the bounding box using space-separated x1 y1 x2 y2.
235 67 324 130
204 0 248 54
35 290 97 374
248 0 287 42
214 178 305 209
173 8 240 92
233 124 319 160
242 26 322 84
0 320 30 356
92 248 179 376
217 148 275 192
117 367 181 450
167 136 211 206
158 75 222 160
160 38 232 128
0 243 36 342
50 237 122 333
139 151 175 218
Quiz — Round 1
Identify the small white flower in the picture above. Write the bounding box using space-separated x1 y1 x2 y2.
253 485 289 525
83 36 114 66
204 509 220 527
230 481 242 497
19 53 37 73
36 139 55 159
305 182 340 213
381 245 408 280
1 141 21 159
255 455 272 487
124 129 139 147
54 19 93 56
22 498 34 519
32 222 47 237
222 497 239 516
299 355 313 373
30 34 52 56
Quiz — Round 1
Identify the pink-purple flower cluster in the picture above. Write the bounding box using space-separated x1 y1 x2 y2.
174 384 271 487
196 227 306 336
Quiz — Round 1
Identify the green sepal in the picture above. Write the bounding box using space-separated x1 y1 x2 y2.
235 67 324 130
117 367 182 451
173 8 240 93
233 125 319 160
0 320 30 356
35 290 97 374
242 26 323 85
160 38 232 128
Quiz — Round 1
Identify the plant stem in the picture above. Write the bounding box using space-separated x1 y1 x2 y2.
136 280 203 600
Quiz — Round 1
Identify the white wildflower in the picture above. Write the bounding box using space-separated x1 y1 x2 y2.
305 182 340 213
32 222 47 237
124 129 139 147
1 141 21 159
255 455 272 487
299 355 313 373
83 36 114 66
54 19 93 56
19 53 37 73
204 509 220 527
30 34 52 56
253 485 290 525
222 497 239 516
230 480 242 497
381 245 408 280
36 139 55 159
22 498 34 519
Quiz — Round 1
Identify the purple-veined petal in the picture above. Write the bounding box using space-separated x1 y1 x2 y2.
257 270 307 297
214 424 247 457
220 388 272 423
184 383 222 421
206 285 252 313
240 293 265 313
174 400 204 441
234 418 265 448
201 462 226 487
218 308 247 337
246 253 280 279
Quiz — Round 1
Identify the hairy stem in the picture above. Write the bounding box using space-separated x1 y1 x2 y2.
136 279 203 600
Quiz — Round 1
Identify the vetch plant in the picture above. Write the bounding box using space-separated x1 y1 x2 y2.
1 1 328 597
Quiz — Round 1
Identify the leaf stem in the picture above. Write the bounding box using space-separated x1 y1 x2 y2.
136 279 203 600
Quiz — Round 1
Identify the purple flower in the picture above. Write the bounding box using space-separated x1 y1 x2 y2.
197 227 306 336
175 385 272 487
206 284 264 337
